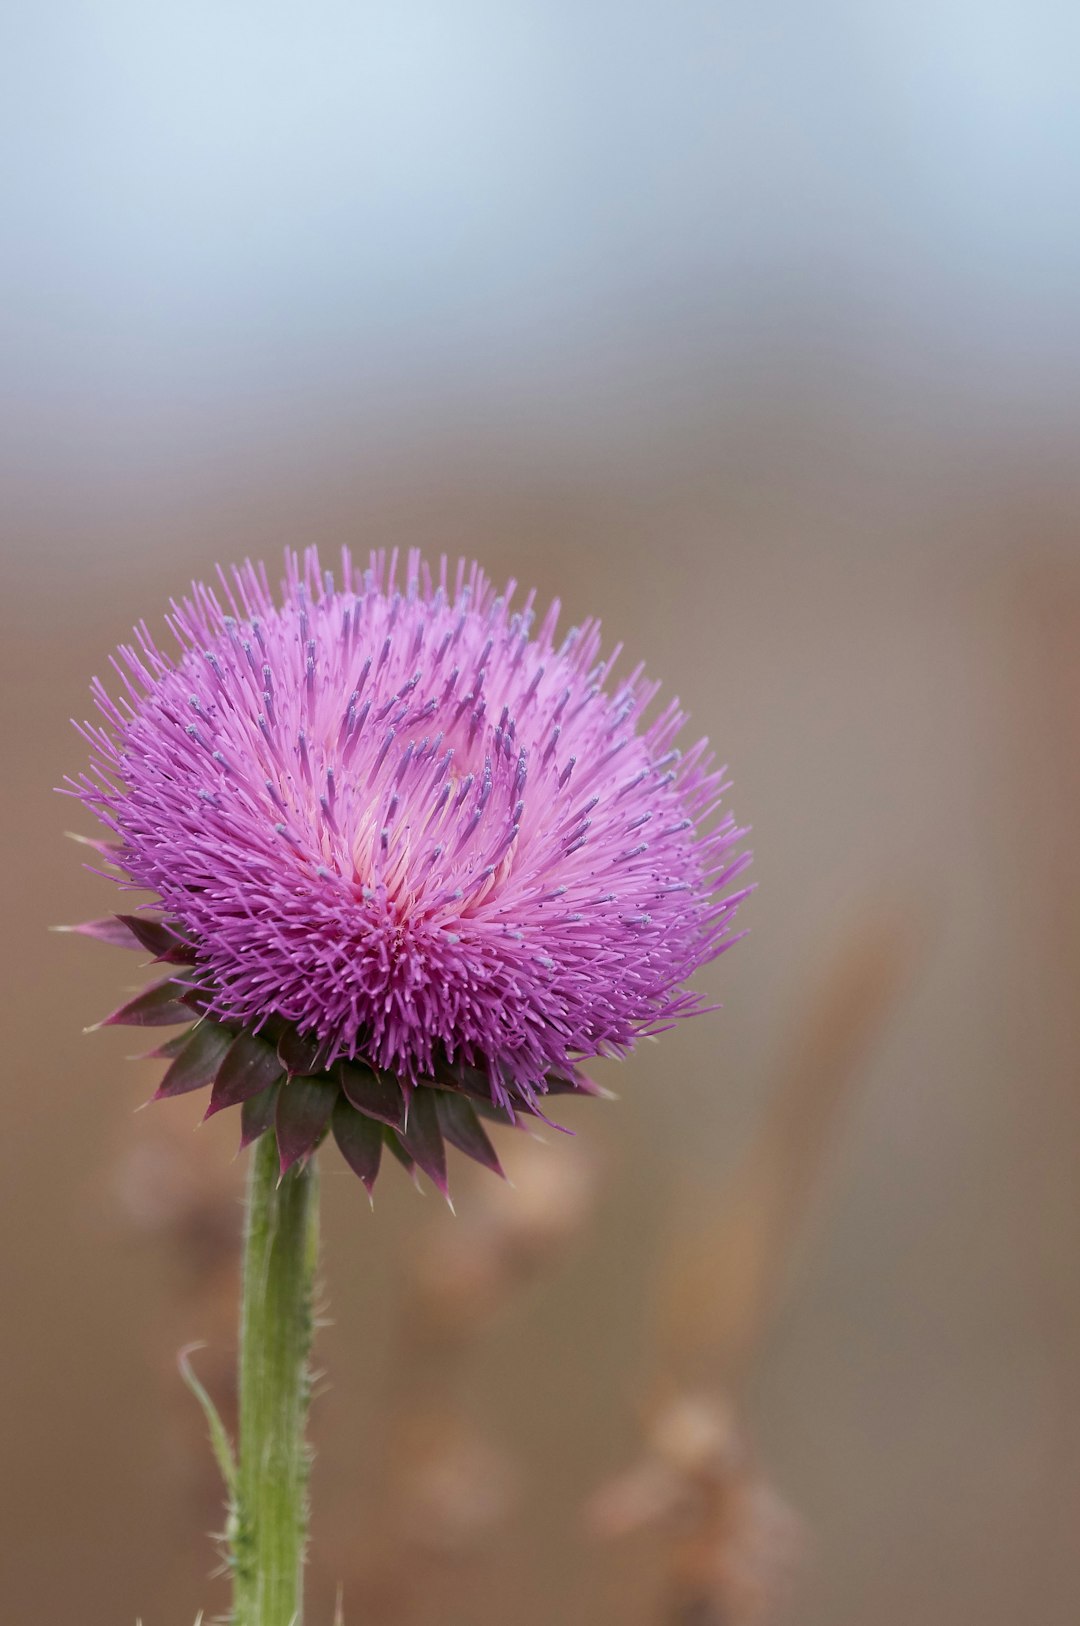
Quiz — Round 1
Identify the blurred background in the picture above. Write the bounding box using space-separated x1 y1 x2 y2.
3 2 1080 1621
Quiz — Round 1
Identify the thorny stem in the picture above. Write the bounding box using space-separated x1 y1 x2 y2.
233 1130 319 1626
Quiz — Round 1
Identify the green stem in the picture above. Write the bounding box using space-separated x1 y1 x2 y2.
233 1130 319 1626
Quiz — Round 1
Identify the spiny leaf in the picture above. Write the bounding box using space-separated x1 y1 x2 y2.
400 1086 449 1195
93 979 193 1029
435 1090 504 1176
178 1343 236 1499
434 1054 498 1100
115 913 197 964
276 1078 336 1173
331 1098 383 1193
240 1080 281 1148
472 1097 520 1127
206 1031 284 1117
544 1064 608 1096
53 916 143 949
155 1021 234 1099
338 1060 405 1128
64 829 124 859
277 1025 335 1079
384 1128 418 1181
142 1029 194 1060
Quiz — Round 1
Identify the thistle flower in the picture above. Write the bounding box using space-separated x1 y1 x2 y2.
66 548 750 1196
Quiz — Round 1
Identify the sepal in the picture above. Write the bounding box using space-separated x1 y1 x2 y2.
155 1021 234 1099
206 1032 284 1117
144 1030 194 1060
338 1061 405 1128
276 1078 336 1173
384 1128 419 1181
331 1099 383 1193
399 1085 449 1196
56 917 145 949
96 978 194 1028
435 1090 504 1177
115 914 197 964
277 1026 336 1080
240 1081 281 1148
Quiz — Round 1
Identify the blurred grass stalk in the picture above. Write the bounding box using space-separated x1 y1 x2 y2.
589 900 921 1625
347 1135 596 1624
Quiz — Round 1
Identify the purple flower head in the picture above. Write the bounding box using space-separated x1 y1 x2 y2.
67 549 750 1194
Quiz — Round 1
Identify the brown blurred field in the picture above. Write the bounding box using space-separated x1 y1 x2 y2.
4 7 1080 1623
